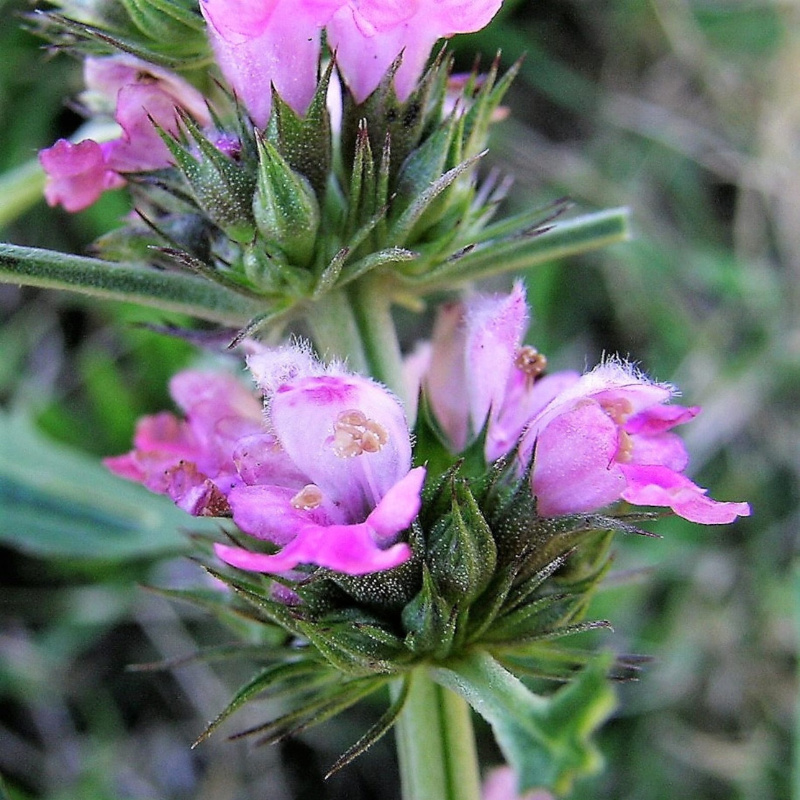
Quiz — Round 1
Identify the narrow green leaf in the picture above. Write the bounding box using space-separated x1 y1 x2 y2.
0 243 262 325
388 151 486 247
406 207 631 290
193 660 326 747
432 651 616 796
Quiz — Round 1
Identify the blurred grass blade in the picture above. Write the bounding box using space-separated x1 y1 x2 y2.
0 160 45 230
0 412 219 560
0 243 263 325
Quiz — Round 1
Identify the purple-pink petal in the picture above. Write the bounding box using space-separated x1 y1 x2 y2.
270 374 412 517
228 484 334 544
531 401 626 516
214 522 412 574
366 465 426 542
202 0 322 125
620 464 751 524
39 139 125 212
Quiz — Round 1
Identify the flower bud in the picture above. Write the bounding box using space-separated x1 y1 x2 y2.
426 479 497 605
253 136 321 267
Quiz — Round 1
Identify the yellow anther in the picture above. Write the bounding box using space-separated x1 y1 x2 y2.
616 430 634 463
515 346 547 381
291 484 324 510
600 397 634 425
331 409 389 457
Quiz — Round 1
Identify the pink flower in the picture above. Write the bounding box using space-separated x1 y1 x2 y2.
106 346 424 575
519 361 751 524
39 139 125 212
105 370 268 515
482 766 554 800
200 0 503 125
40 56 210 211
217 348 424 574
418 281 579 462
201 0 331 126
327 0 504 103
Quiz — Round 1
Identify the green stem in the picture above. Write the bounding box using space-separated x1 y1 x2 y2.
306 288 370 373
392 669 482 800
348 276 409 406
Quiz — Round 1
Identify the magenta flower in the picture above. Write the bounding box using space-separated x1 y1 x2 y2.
39 139 125 212
326 0 504 103
200 0 503 126
519 361 751 524
201 0 332 126
216 351 425 574
104 370 268 515
40 56 210 211
418 281 579 461
106 347 424 575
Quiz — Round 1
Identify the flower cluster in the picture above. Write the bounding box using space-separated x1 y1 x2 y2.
416 282 750 524
106 345 424 574
38 0 502 213
108 285 748 584
40 56 211 212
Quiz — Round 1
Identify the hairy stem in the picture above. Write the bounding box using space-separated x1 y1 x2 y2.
392 669 482 800
348 276 409 406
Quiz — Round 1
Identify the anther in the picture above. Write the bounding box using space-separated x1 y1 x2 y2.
515 346 547 381
331 409 389 457
600 397 634 425
291 484 324 510
616 430 634 463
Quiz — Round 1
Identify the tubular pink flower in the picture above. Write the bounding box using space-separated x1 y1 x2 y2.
40 56 210 211
327 0 503 102
218 367 424 574
106 347 424 575
104 370 267 514
201 0 330 126
520 361 751 523
420 281 579 461
200 0 502 123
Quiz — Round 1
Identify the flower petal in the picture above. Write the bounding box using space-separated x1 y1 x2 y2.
620 464 751 524
366 465 426 543
215 522 411 574
270 374 412 519
531 401 625 516
228 484 333 544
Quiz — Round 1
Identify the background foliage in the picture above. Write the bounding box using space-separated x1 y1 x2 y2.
1 0 796 798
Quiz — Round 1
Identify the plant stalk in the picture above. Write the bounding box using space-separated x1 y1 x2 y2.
348 275 410 406
392 669 482 800
306 288 370 373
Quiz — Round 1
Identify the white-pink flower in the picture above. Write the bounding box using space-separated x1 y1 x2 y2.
418 284 749 525
106 346 424 575
417 281 579 462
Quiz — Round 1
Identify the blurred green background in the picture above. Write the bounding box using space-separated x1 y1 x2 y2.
0 0 796 798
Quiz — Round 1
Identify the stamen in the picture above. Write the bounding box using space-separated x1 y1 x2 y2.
616 430 634 463
331 409 389 458
291 484 324 510
600 397 634 425
515 346 547 382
